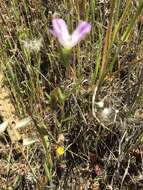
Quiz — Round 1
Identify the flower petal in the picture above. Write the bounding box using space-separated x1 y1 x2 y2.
52 19 70 47
71 21 91 47
56 146 65 155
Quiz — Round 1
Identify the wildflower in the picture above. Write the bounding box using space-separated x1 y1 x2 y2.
50 18 91 50
56 146 65 156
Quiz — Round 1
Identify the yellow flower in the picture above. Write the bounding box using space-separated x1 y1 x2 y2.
56 146 65 155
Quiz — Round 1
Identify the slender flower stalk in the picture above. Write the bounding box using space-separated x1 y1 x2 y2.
50 18 91 50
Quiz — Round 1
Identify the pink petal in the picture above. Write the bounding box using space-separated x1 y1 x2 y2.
52 19 70 47
71 21 91 47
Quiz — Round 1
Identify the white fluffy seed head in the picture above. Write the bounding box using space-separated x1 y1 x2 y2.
101 107 113 119
22 38 42 52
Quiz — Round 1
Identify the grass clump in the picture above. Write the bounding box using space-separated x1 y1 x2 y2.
0 0 143 189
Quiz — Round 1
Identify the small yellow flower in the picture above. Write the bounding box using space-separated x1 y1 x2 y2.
56 146 65 155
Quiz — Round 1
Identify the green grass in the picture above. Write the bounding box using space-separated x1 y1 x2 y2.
0 0 143 189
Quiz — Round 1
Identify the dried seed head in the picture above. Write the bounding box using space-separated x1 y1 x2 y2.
96 101 104 108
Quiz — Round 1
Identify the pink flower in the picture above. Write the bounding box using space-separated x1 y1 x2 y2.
50 18 91 49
